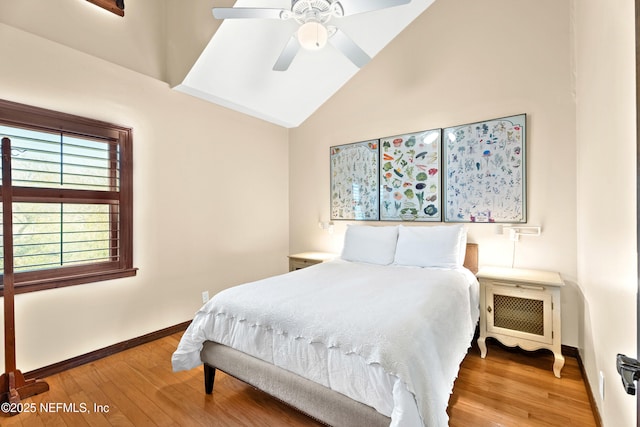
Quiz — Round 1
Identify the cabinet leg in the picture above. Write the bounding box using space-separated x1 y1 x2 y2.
478 337 487 358
553 353 565 378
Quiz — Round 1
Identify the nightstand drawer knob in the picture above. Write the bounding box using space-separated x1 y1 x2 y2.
487 306 492 313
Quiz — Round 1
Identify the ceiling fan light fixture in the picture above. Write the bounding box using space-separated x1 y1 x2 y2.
297 21 328 50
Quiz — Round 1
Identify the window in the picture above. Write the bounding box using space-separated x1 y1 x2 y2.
86 0 125 17
0 99 136 294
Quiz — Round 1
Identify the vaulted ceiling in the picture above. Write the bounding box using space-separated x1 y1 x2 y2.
0 0 436 129
175 0 436 128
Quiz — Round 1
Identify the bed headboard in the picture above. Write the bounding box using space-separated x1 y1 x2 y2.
463 243 478 275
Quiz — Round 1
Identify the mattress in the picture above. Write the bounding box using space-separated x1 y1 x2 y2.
172 259 479 427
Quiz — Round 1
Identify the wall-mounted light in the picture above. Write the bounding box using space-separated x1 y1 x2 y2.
501 225 541 241
496 224 542 267
318 221 334 234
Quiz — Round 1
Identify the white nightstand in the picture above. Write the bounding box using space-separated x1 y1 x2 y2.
288 252 336 271
477 266 565 378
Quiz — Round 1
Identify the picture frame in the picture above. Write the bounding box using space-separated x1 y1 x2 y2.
379 129 442 221
443 114 526 223
330 140 379 220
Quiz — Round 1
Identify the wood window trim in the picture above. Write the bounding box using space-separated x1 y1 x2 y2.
86 0 125 17
0 99 137 296
12 268 138 295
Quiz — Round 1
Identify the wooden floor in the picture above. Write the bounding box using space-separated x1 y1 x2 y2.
0 333 597 426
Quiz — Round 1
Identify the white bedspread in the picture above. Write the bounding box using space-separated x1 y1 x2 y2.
172 260 479 427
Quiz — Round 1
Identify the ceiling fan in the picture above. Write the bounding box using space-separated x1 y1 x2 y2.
212 0 411 71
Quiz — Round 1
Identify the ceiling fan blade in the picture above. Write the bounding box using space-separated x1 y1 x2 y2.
273 36 300 71
329 28 371 68
337 0 411 16
212 7 287 20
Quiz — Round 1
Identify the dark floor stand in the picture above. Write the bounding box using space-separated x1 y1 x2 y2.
0 138 49 415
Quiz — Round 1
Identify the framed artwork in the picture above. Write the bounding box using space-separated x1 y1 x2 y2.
330 140 379 220
379 129 442 221
443 114 526 223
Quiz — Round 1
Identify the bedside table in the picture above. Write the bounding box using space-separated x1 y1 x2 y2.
288 252 336 271
477 266 565 378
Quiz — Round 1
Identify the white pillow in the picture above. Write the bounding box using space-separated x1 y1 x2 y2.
341 225 399 265
393 224 466 268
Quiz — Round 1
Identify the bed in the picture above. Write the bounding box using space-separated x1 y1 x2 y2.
172 225 479 427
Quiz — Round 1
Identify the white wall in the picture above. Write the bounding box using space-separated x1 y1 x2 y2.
0 21 289 371
574 0 637 425
0 0 167 81
0 0 238 87
290 0 580 346
164 0 225 87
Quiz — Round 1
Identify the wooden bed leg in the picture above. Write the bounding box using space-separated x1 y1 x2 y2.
204 364 216 394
